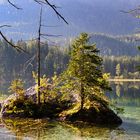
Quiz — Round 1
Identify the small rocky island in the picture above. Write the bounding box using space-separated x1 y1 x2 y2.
0 33 122 125
0 85 122 125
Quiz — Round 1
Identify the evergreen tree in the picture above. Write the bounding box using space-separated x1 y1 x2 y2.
60 33 110 110
116 63 121 77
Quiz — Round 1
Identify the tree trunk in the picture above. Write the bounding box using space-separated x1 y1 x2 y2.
37 7 42 105
80 82 84 110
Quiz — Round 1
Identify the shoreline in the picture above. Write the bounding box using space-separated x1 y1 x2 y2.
108 79 140 82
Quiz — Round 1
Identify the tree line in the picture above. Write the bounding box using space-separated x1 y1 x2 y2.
0 38 140 88
103 55 140 78
0 39 69 86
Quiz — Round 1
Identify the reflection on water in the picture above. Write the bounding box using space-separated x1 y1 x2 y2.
0 82 140 140
107 82 140 107
0 118 127 140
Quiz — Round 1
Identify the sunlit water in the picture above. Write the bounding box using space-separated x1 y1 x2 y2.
0 82 140 140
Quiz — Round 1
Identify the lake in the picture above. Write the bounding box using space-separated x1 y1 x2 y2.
0 82 140 140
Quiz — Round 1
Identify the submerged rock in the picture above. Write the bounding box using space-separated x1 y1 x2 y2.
0 86 122 125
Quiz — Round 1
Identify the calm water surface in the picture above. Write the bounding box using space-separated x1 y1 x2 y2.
0 82 140 140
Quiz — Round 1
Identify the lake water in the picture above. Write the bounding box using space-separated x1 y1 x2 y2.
0 82 140 140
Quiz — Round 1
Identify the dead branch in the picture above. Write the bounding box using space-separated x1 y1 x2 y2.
34 0 68 24
41 25 61 28
7 0 22 10
41 33 62 37
120 6 140 18
44 0 68 24
0 31 29 53
0 25 11 28
24 54 36 72
34 0 45 5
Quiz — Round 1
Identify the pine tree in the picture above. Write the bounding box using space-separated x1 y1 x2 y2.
60 33 110 110
116 63 121 77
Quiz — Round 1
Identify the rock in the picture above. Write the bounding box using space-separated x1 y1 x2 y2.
0 86 122 125
0 86 72 118
0 86 37 117
66 106 122 125
25 86 37 102
59 94 122 125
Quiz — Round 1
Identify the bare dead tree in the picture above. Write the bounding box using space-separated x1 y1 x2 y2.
37 7 42 105
34 1 68 104
37 7 63 104
5 0 68 104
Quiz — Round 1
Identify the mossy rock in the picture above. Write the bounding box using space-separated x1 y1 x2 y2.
66 106 122 125
0 86 122 125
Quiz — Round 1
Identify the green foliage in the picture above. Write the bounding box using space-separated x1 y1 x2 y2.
103 55 140 78
32 71 50 92
59 33 111 110
4 96 70 118
0 92 8 101
5 97 39 117
0 37 139 86
116 63 121 77
8 79 25 96
32 71 58 103
138 46 140 50
4 72 62 118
